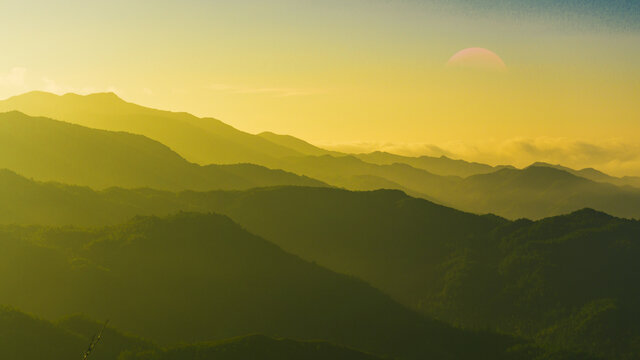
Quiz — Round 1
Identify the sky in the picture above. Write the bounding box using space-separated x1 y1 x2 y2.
1 0 639 175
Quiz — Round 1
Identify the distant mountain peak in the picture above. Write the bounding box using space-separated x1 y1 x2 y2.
0 90 311 165
8 90 123 101
0 110 28 117
67 91 124 101
530 161 555 167
519 165 590 182
568 207 613 218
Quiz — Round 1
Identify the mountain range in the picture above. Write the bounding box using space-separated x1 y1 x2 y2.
0 111 323 191
0 91 303 165
0 307 386 360
0 90 638 359
0 212 538 360
1 91 638 219
0 170 636 359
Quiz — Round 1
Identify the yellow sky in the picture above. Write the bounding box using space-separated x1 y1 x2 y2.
1 0 639 174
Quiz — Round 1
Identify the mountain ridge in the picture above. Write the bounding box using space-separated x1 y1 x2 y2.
0 170 628 358
0 111 325 191
0 211 528 360
3 91 640 220
0 91 303 165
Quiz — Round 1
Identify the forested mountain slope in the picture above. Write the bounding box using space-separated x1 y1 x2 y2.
0 112 324 191
0 173 623 358
0 91 302 165
0 212 526 360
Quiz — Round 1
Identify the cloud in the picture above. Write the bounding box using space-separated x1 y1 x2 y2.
0 67 122 99
210 83 321 97
0 67 28 90
481 138 640 176
41 77 70 94
321 137 640 177
41 77 121 96
320 141 456 158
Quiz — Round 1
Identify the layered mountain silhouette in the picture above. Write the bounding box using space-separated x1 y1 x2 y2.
2 91 639 219
267 156 640 219
0 307 155 360
0 172 634 358
268 154 457 200
354 151 508 177
0 111 323 190
0 212 533 360
120 334 384 360
190 189 640 360
0 91 303 165
0 90 637 359
449 166 640 219
0 308 389 360
258 131 342 157
529 162 640 189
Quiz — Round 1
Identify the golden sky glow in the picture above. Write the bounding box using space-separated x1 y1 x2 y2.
1 0 639 174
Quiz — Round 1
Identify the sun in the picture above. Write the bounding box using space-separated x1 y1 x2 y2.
446 48 507 71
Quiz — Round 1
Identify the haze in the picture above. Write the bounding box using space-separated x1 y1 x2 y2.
2 2 640 360
1 0 639 175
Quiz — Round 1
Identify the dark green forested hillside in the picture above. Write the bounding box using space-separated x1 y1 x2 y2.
58 315 158 360
0 307 156 360
0 169 183 226
184 186 505 308
0 307 87 360
0 172 636 358
0 212 529 360
0 112 324 191
119 334 384 360
0 307 393 360
193 189 640 360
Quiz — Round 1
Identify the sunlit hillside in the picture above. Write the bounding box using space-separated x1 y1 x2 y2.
0 1 638 359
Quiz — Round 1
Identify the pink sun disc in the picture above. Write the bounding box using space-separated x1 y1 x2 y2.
446 47 507 71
